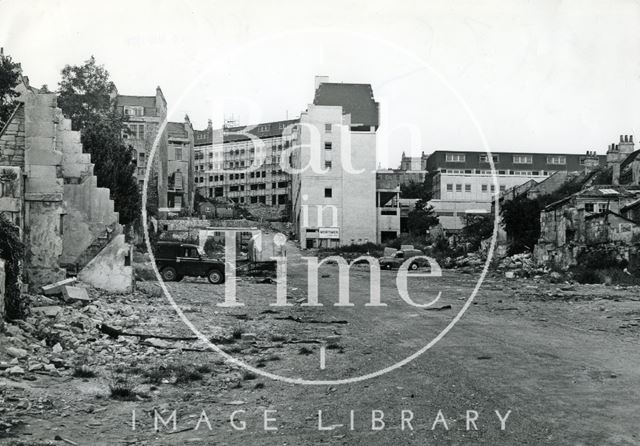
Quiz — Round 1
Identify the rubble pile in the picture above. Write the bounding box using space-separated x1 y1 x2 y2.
0 281 186 380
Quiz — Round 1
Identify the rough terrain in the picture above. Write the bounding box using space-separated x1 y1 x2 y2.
1 245 640 445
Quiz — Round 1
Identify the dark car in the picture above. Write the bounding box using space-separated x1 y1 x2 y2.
379 248 426 270
154 241 225 284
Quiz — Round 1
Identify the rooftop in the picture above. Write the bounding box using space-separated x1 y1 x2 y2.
313 82 379 128
193 119 299 146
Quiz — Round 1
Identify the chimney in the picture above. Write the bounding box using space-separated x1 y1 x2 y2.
315 75 329 91
613 163 621 185
618 134 635 155
207 119 213 130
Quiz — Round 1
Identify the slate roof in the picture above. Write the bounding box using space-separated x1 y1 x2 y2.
313 82 379 128
194 119 298 146
115 95 156 108
545 185 640 211
620 149 640 171
167 122 188 139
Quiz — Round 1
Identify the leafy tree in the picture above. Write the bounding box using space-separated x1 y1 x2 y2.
57 56 140 224
500 196 541 254
461 214 494 251
79 113 140 224
58 56 116 131
407 199 439 236
400 180 431 200
0 215 26 320
0 51 21 129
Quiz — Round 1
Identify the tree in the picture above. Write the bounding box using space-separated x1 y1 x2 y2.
461 214 494 251
500 196 541 254
0 51 21 129
407 199 439 236
401 180 431 200
57 57 140 224
58 56 116 131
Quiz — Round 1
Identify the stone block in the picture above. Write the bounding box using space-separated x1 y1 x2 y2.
25 177 63 195
31 306 61 317
0 198 20 212
27 165 58 178
41 277 77 295
62 285 91 303
25 148 63 166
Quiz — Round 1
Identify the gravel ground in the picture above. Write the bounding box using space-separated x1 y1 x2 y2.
1 245 640 445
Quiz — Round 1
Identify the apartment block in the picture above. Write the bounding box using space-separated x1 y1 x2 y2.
427 150 606 231
292 76 379 248
193 119 297 210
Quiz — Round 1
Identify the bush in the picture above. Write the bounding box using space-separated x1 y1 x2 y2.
0 215 26 320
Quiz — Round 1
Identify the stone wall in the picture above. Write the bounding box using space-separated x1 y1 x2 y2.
0 104 25 167
0 259 5 327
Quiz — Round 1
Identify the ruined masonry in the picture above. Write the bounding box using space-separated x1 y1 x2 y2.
0 82 132 291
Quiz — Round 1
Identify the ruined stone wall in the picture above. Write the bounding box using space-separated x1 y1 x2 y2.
0 104 25 167
0 259 5 327
23 92 66 287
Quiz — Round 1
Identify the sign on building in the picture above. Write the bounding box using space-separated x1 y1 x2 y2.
319 227 340 239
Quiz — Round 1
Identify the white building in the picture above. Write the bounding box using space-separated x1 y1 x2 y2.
291 77 379 248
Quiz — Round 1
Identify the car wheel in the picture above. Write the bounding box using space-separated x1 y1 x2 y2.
207 269 224 284
161 267 177 281
410 263 419 271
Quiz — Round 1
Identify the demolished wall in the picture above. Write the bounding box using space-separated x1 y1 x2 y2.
0 84 127 290
78 234 133 293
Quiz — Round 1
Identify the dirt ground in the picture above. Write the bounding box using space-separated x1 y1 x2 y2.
2 245 640 445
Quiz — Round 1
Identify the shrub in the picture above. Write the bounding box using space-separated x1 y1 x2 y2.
0 215 26 320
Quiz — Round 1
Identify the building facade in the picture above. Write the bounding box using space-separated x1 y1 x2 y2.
292 77 379 248
166 119 195 210
193 119 297 213
427 150 606 231
115 88 168 210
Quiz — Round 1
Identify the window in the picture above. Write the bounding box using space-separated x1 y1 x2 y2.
465 184 471 192
455 184 462 192
138 152 145 163
124 106 144 117
446 184 453 192
491 185 495 192
481 184 488 192
324 142 332 150
479 154 499 163
499 185 506 192
445 153 466 162
175 147 182 161
547 155 566 165
278 181 288 188
513 155 533 164
325 161 332 169
585 203 594 213
125 123 145 139
325 123 332 133
209 176 213 182
324 187 332 198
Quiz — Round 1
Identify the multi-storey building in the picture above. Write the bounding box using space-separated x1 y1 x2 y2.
426 150 606 231
115 88 193 212
193 119 297 209
167 118 195 210
291 76 379 248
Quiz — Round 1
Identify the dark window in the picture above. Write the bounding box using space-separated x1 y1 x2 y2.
324 188 332 198
324 142 332 150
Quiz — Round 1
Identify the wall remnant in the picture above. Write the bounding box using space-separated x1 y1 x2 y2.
78 235 133 293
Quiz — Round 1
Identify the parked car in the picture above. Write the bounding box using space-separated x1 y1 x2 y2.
379 248 426 270
154 241 225 284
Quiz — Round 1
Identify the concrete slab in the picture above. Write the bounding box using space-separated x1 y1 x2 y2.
62 285 91 303
31 306 61 317
41 277 77 295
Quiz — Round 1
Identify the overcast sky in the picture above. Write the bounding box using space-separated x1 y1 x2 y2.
1 0 639 167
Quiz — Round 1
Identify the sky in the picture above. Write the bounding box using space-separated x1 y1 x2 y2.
1 0 639 168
